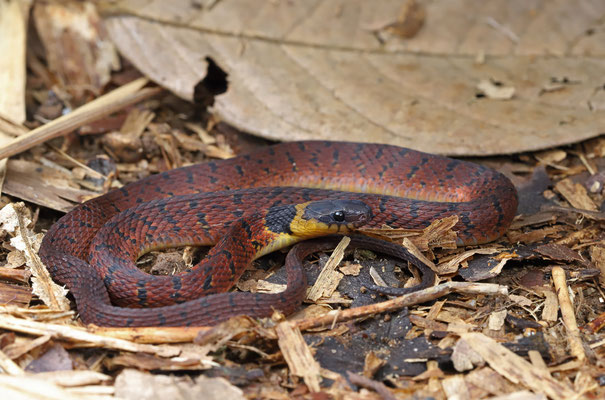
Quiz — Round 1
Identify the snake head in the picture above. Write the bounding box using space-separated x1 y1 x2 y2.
294 199 372 237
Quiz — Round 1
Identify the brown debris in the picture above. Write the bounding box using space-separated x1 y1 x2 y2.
0 78 161 160
3 159 98 212
101 109 154 163
276 321 321 392
114 369 245 400
33 2 118 105
552 267 586 362
0 314 180 357
0 6 604 397
347 371 397 400
460 333 577 400
535 243 589 266
589 245 605 288
306 236 349 302
295 282 507 331
360 215 459 253
0 266 31 284
554 178 598 211
0 281 31 306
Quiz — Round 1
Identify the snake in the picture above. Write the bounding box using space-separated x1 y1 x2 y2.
38 141 518 327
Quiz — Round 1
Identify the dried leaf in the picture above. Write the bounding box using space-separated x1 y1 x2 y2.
103 0 605 155
0 203 69 310
33 2 119 103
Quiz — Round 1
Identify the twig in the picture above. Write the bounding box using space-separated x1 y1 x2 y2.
552 267 586 362
294 281 507 331
0 314 180 358
46 144 107 180
89 326 210 344
0 78 162 160
347 371 396 400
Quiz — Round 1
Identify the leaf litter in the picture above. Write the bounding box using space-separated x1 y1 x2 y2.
0 1 603 399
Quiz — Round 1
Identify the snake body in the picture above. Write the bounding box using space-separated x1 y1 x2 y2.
39 141 518 327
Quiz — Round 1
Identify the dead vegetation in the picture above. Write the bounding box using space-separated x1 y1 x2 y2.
0 1 604 399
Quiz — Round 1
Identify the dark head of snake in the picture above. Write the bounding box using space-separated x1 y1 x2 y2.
257 199 372 257
300 199 372 229
283 199 371 235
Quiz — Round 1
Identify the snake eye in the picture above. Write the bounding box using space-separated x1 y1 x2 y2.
332 211 345 222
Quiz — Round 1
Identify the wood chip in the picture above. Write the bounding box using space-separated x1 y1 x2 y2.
276 321 321 392
408 314 448 332
0 281 32 306
535 243 587 265
490 391 547 400
554 178 597 211
401 237 438 273
452 339 484 372
114 369 244 400
360 215 458 252
33 2 118 104
535 149 567 166
0 266 30 283
528 350 550 374
0 0 30 195
507 226 564 244
438 248 499 275
338 261 362 276
306 236 349 302
33 370 110 388
362 351 386 378
84 326 210 345
441 374 471 400
460 332 577 400
3 334 51 360
488 310 507 331
465 367 517 397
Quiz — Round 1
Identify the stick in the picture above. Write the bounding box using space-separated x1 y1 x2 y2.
552 267 586 361
294 281 507 331
0 78 162 160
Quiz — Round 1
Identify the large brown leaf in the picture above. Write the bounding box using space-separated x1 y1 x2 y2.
102 0 605 155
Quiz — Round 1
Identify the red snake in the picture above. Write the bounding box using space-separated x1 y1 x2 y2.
39 141 517 326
